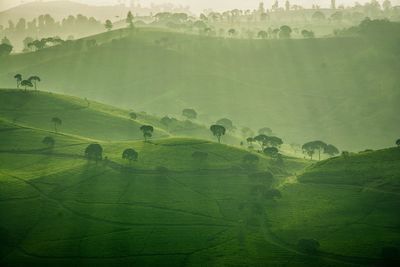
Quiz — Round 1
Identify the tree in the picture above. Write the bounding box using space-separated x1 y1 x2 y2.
210 125 226 143
140 125 154 142
28 76 41 90
324 144 340 157
266 136 283 147
396 139 400 147
42 136 55 148
51 117 62 132
254 134 268 150
20 80 33 91
257 30 268 39
302 141 327 160
126 11 134 28
0 43 12 57
312 11 326 20
14 74 22 88
301 30 315 38
182 108 197 119
85 144 103 162
241 127 254 138
122 148 138 163
216 118 235 132
279 25 292 39
264 147 279 157
1 37 11 46
105 20 113 31
228 28 236 37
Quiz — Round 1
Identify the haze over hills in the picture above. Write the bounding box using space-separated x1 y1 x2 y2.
1 26 399 151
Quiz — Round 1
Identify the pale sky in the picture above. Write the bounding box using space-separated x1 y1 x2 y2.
1 0 399 13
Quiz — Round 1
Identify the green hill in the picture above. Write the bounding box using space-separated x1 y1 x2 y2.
298 148 400 193
1 90 399 266
1 27 399 150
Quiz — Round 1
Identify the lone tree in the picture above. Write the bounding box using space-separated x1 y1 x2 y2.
51 117 62 132
396 139 400 147
42 136 55 148
216 118 235 132
28 76 41 90
122 148 138 163
210 124 226 143
85 144 103 162
21 80 33 91
140 125 154 142
302 141 327 160
126 11 134 28
105 20 113 31
182 108 197 120
324 144 340 157
0 43 13 57
14 74 22 88
257 30 268 39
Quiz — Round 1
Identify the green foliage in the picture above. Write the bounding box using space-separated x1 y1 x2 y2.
85 143 103 161
122 148 138 162
140 125 154 142
210 124 225 143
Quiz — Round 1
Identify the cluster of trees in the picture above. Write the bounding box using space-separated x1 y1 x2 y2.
84 144 139 164
302 141 339 160
13 74 41 90
0 14 104 52
0 37 13 56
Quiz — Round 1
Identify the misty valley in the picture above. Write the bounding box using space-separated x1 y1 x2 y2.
0 1 399 266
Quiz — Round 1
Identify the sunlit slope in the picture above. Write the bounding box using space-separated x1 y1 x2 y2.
266 148 400 261
298 148 400 192
1 28 399 150
0 120 313 266
0 89 168 141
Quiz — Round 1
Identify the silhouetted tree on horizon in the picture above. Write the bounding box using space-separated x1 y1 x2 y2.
14 74 22 88
28 76 41 90
210 124 226 143
20 80 33 91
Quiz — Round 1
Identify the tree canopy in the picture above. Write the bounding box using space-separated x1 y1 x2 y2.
210 124 226 143
85 144 103 162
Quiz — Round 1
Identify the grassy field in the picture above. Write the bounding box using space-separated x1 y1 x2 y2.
1 27 399 150
0 90 399 266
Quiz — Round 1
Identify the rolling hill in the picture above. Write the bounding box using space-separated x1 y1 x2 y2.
0 27 399 151
1 89 399 266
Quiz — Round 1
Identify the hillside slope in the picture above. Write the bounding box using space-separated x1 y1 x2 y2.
1 28 399 150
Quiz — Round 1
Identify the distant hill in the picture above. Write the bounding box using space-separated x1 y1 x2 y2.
0 1 128 25
0 27 399 151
